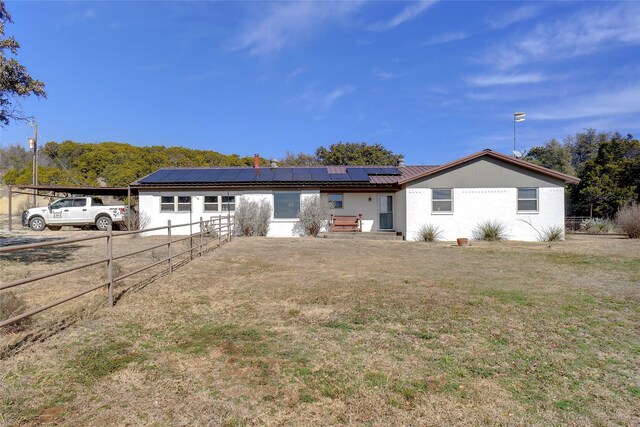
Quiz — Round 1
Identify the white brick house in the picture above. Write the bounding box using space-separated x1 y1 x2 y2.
131 149 579 241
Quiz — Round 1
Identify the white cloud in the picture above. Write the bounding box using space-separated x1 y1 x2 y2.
290 84 356 112
486 5 541 29
423 31 467 46
467 73 546 87
486 3 640 69
288 66 305 79
530 85 640 120
373 68 394 80
369 0 438 31
232 2 363 56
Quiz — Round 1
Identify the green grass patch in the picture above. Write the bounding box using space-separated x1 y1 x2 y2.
68 340 146 385
171 322 266 356
481 289 533 306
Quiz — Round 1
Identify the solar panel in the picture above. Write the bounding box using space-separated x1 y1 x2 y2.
345 168 369 181
330 174 351 181
139 166 397 184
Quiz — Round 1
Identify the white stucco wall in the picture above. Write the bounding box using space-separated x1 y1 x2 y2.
405 187 565 242
329 193 377 232
138 189 321 237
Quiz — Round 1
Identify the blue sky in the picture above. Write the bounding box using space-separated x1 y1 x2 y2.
1 1 639 165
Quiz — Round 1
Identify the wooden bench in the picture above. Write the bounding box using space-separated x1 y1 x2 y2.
329 214 362 232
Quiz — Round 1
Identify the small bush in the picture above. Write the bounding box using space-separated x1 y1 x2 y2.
539 225 564 242
296 196 331 237
616 203 640 238
472 220 507 241
121 210 151 235
0 291 30 332
415 224 443 242
579 218 617 234
234 197 272 236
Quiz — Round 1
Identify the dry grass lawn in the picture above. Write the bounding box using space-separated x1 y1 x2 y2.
1 233 639 426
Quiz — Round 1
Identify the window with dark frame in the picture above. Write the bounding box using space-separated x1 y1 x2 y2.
274 192 300 219
517 188 538 212
432 189 453 213
327 193 343 209
204 195 235 212
160 196 192 212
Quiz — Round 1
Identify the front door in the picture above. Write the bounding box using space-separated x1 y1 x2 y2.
378 195 393 230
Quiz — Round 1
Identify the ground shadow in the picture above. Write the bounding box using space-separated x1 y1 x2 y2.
0 237 85 263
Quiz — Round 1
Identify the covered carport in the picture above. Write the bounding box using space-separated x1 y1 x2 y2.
6 184 138 231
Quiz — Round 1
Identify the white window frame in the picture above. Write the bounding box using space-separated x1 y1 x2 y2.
160 195 191 213
517 188 538 213
204 195 236 212
432 188 453 214
327 193 343 209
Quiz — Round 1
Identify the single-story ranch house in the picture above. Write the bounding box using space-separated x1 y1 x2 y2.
131 149 579 241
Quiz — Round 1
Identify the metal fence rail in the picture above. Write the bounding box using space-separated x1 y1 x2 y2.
565 216 591 232
0 216 234 328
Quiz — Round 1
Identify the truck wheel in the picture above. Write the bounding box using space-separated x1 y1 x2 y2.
29 216 46 231
47 225 62 231
96 216 112 231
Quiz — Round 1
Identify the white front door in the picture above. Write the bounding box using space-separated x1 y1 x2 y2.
378 195 393 230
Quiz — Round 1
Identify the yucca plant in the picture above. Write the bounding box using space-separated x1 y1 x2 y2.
415 224 443 242
472 220 507 241
539 225 564 242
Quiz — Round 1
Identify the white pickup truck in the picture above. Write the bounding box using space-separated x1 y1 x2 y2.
22 197 128 231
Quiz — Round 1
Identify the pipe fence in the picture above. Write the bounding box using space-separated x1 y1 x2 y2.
0 216 234 328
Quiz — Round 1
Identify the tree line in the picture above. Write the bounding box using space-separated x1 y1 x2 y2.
1 132 637 219
0 141 401 188
0 140 262 187
524 129 639 218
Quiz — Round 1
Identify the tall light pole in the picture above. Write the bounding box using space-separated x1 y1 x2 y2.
513 112 525 156
28 121 38 205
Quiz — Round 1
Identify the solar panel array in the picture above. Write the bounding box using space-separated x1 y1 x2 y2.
138 166 402 184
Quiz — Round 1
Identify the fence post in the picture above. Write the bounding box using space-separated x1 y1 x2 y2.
227 213 231 242
107 225 114 307
167 219 173 274
199 216 203 256
217 217 221 246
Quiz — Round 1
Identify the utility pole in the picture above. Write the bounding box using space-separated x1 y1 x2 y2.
28 121 38 206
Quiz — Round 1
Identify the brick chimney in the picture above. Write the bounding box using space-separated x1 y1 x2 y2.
253 154 260 169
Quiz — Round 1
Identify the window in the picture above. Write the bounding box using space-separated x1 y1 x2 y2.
221 196 235 211
327 193 343 209
50 199 71 209
204 195 235 212
160 196 191 212
274 192 300 219
71 198 86 207
517 188 538 212
177 196 191 212
432 189 452 213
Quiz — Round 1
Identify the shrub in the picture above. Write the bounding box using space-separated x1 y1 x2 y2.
616 203 640 238
472 220 507 241
0 291 30 332
539 225 564 242
234 197 272 236
579 218 618 234
121 210 151 235
296 196 331 237
415 224 443 242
